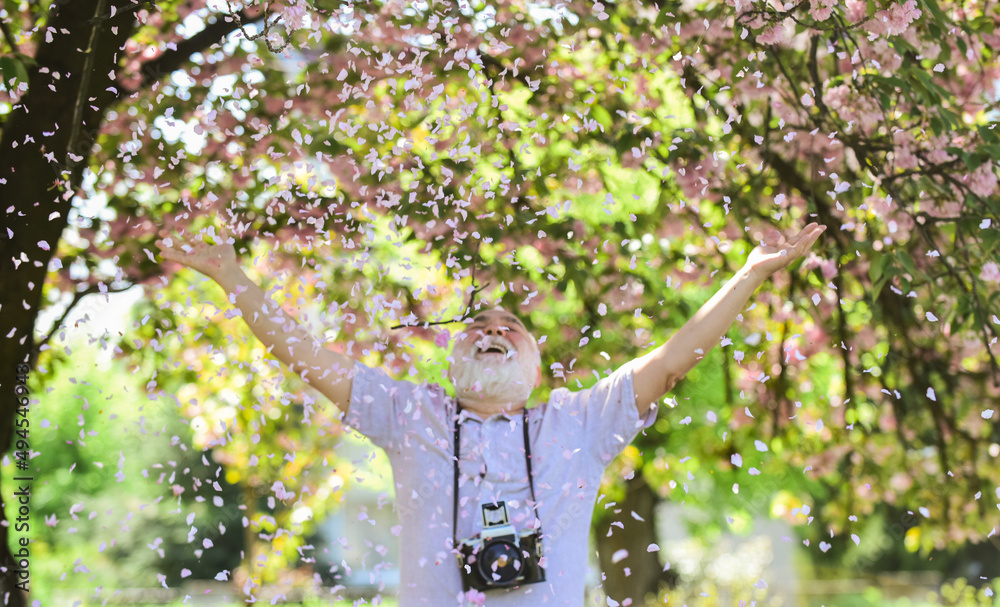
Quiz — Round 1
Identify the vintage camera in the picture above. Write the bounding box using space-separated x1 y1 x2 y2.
456 501 545 591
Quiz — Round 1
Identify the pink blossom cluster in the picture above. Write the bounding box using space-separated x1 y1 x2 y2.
866 0 922 37
980 262 1000 283
967 162 998 198
757 22 787 46
892 130 919 170
674 156 723 202
883 210 916 245
669 18 731 55
724 0 753 14
279 1 309 30
809 0 838 22
924 199 963 220
822 84 882 133
866 37 904 71
924 134 957 165
822 84 852 111
611 280 647 315
844 0 868 22
804 253 838 280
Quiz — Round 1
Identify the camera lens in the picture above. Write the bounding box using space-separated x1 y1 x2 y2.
478 539 524 585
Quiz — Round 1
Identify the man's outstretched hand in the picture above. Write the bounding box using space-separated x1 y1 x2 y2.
744 222 826 281
155 225 240 282
628 221 827 417
155 222 357 413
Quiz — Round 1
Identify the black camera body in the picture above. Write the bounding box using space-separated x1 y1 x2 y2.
456 501 546 591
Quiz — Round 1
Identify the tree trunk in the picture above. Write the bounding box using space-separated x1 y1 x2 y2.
237 481 259 602
595 476 676 606
0 2 135 603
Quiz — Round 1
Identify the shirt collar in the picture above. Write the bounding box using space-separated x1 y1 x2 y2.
455 406 517 424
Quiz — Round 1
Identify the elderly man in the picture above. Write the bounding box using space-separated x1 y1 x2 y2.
157 222 825 605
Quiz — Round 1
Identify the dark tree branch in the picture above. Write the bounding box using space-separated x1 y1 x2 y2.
807 35 829 117
954 218 1000 386
881 157 963 185
876 365 912 449
35 281 139 354
766 50 805 113
67 0 110 172
831 267 855 407
120 9 266 97
390 246 489 330
935 168 1000 224
225 1 290 52
389 282 491 330
772 314 790 436
0 18 20 55
735 1 809 25
883 179 1000 387
920 375 954 499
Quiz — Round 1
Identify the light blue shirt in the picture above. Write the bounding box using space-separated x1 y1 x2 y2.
345 362 657 606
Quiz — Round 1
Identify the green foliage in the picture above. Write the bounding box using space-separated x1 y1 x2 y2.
0 55 28 91
652 576 1000 607
935 579 1000 607
799 578 1000 607
15 342 244 603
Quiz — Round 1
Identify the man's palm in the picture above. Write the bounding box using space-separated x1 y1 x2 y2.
745 222 826 279
156 226 238 280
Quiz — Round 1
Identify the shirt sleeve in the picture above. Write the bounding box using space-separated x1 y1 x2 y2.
562 366 658 466
342 361 421 450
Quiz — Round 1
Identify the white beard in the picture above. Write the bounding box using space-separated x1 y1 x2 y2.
451 355 534 410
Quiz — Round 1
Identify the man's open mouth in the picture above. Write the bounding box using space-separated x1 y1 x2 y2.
476 338 513 357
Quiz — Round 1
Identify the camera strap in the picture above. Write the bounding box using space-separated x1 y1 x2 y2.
452 408 541 548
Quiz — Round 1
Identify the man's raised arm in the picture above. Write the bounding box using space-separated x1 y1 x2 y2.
627 222 826 417
156 225 356 414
